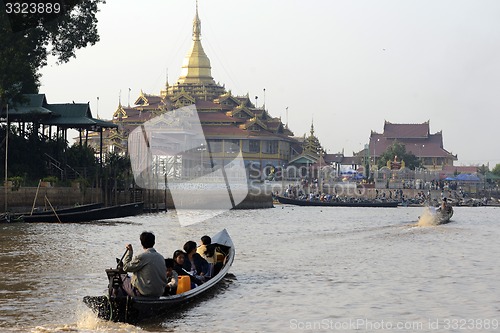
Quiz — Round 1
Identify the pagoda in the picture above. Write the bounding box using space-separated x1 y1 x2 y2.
92 2 297 175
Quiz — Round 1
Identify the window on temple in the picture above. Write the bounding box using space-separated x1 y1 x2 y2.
207 139 222 153
224 140 239 154
261 140 278 154
242 140 250 152
249 140 260 153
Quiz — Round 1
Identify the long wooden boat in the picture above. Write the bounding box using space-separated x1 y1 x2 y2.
21 202 144 223
83 229 235 324
29 202 103 215
276 195 399 208
1 203 105 223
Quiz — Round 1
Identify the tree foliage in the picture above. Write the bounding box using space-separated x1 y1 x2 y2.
0 0 105 108
0 125 97 183
377 141 422 170
102 152 131 182
477 164 489 175
492 164 500 177
66 144 97 169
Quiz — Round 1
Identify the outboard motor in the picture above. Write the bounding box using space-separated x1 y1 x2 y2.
105 255 128 297
106 268 126 297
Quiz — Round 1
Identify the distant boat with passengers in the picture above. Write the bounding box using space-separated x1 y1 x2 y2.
276 195 399 208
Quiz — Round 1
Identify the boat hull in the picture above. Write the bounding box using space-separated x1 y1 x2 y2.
276 196 399 207
29 203 103 215
83 229 235 324
436 207 454 224
21 202 144 223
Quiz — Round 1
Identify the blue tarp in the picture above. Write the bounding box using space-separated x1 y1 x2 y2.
455 173 481 182
353 173 365 180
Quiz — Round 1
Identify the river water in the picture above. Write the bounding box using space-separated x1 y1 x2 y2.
1 206 500 333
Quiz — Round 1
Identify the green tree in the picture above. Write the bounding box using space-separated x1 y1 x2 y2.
0 0 105 108
477 164 489 175
1 124 100 183
377 141 422 170
66 144 97 168
492 164 500 177
2 124 47 180
65 144 98 181
102 152 132 205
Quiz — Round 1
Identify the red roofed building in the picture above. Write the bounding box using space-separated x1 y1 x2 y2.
90 4 297 174
368 121 457 170
441 165 479 176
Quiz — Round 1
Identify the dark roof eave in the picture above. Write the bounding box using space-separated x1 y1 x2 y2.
41 118 117 129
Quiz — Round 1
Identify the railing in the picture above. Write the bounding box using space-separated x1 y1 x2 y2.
44 153 64 179
44 153 82 181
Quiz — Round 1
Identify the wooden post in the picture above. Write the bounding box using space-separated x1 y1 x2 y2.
45 195 62 223
30 179 42 215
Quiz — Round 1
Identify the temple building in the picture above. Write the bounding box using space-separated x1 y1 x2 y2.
368 121 457 170
92 3 298 175
286 122 326 178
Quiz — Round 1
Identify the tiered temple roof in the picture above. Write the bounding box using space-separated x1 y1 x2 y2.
369 121 455 159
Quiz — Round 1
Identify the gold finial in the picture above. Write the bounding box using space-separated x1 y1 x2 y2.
177 0 216 86
193 0 201 41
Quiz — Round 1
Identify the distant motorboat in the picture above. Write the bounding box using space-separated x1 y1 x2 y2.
417 205 454 226
435 206 454 224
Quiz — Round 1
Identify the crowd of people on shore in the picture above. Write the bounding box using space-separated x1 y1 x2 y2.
281 184 402 203
279 182 490 206
118 232 223 298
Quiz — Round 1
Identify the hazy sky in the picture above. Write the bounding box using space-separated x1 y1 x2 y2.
39 0 500 167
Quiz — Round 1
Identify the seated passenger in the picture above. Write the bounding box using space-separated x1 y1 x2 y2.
183 240 209 284
173 249 202 287
163 258 178 296
197 235 216 278
172 250 188 277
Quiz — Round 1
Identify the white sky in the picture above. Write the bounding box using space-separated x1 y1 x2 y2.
39 0 500 167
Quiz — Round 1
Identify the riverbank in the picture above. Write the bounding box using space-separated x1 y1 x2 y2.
0 183 273 213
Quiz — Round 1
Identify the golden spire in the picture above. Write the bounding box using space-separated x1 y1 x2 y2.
177 1 215 85
193 0 201 41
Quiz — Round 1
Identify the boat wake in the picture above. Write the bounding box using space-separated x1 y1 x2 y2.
28 308 141 333
417 206 439 226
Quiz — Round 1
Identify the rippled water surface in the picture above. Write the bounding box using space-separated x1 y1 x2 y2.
1 206 499 332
